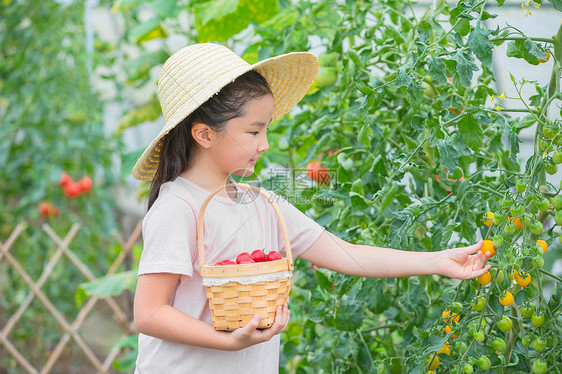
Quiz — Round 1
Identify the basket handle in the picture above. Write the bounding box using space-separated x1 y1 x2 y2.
197 183 293 271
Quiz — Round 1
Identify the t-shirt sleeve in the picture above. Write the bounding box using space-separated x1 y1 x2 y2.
138 194 197 277
270 192 326 258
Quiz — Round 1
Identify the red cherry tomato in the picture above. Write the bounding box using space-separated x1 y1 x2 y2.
306 160 330 184
38 201 59 217
251 250 266 262
239 258 256 264
236 252 252 264
59 171 73 187
266 251 282 261
78 175 92 193
64 182 81 198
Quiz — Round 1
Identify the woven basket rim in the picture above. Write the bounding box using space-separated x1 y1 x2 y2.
200 258 291 278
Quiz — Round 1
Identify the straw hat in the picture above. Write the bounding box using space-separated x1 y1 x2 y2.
132 43 319 181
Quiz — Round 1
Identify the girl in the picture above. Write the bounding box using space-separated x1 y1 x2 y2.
132 43 491 373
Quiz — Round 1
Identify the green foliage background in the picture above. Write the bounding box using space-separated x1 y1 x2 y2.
0 0 125 370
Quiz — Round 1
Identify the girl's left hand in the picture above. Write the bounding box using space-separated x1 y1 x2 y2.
436 239 491 280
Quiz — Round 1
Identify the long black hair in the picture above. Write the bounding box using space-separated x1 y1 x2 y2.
147 70 272 211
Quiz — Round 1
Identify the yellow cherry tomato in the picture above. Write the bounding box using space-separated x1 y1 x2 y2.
480 240 496 257
515 271 532 287
445 325 458 337
478 272 492 286
538 52 551 63
426 356 440 371
437 342 451 355
442 310 460 324
499 291 514 306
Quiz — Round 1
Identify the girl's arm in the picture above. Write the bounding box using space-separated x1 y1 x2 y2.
300 230 491 279
134 272 290 350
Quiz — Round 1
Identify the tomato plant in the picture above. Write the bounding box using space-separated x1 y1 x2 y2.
91 0 562 372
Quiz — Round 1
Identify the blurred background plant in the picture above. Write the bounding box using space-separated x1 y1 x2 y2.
0 0 127 371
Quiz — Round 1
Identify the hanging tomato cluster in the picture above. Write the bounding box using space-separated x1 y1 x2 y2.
59 171 92 198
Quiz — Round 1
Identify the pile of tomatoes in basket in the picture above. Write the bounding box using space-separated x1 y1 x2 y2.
214 250 282 266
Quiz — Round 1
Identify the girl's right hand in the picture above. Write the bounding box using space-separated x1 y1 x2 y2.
229 303 290 350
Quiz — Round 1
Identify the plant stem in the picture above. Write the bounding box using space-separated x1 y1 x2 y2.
498 108 538 113
538 268 562 283
490 36 554 44
357 329 374 362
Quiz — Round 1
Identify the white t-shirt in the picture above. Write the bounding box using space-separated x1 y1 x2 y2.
134 176 325 374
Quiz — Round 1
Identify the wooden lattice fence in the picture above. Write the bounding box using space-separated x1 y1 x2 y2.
0 220 142 374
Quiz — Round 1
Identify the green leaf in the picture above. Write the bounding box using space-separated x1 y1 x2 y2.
75 270 138 307
126 50 169 85
524 38 548 60
547 0 562 11
395 68 413 88
439 225 454 248
548 281 561 311
428 58 447 85
351 178 364 196
398 281 429 317
347 49 363 69
454 18 471 36
421 335 449 356
506 127 522 161
337 152 354 171
150 0 182 18
113 350 138 371
241 43 260 64
193 0 278 42
358 125 372 147
488 294 504 315
453 52 479 88
130 18 168 44
112 334 139 350
194 0 239 26
458 115 484 151
437 136 459 171
468 25 493 68
506 39 542 65
363 280 391 313
334 295 363 331
111 0 144 12
315 268 333 290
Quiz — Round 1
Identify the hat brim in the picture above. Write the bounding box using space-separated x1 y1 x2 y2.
132 51 319 181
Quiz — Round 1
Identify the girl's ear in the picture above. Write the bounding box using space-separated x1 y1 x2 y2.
191 123 213 149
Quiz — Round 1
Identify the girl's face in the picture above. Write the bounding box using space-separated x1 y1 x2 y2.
211 94 274 177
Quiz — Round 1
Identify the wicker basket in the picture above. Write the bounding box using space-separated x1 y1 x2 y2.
197 183 294 331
